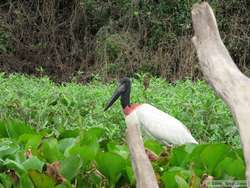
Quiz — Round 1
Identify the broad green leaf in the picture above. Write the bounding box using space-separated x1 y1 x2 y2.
86 128 105 140
161 171 178 188
175 175 189 188
188 144 209 164
235 149 244 159
19 174 34 188
18 134 42 154
200 144 231 174
79 131 98 146
39 138 63 163
4 159 26 175
14 151 27 164
126 165 135 185
69 131 100 160
214 157 246 179
58 138 76 153
0 173 12 188
183 144 198 154
161 167 191 188
96 152 125 185
107 142 129 159
188 144 210 175
144 139 163 156
168 144 197 167
168 167 192 179
60 155 82 181
78 145 98 161
79 127 105 147
28 170 55 188
23 156 44 172
169 146 189 167
63 143 77 158
0 139 19 158
67 144 97 169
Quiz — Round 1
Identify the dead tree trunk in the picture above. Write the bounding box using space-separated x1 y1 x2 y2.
126 123 159 188
192 2 250 186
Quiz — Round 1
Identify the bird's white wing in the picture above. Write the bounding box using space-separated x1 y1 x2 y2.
135 104 198 145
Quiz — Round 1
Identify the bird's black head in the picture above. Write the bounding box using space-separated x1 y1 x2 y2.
104 77 131 111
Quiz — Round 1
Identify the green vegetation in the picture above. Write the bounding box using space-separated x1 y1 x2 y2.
0 73 244 187
0 73 240 146
0 120 245 187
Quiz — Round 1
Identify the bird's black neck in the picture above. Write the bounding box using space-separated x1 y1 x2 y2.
121 87 131 109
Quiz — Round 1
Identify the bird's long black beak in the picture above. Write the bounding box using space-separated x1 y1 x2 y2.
104 83 125 111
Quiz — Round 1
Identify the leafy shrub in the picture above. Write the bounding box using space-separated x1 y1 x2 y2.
0 120 245 187
0 0 249 82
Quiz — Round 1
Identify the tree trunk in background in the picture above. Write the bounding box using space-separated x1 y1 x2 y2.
192 2 250 186
126 123 159 188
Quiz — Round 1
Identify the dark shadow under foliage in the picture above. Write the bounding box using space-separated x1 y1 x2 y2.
0 0 249 82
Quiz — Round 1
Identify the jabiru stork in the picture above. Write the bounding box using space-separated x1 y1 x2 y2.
104 77 198 146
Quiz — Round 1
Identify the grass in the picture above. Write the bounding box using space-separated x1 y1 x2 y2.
0 73 241 147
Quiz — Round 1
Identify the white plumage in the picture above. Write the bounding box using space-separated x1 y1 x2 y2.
104 77 198 146
125 104 198 145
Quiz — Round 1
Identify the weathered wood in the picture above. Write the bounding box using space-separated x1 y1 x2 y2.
192 2 250 186
126 123 159 188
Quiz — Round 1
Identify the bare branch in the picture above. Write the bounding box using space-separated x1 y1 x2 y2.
126 123 159 188
192 2 250 186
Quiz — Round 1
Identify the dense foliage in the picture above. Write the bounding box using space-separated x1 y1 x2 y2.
0 73 240 147
0 1 249 82
0 120 245 187
0 74 245 187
